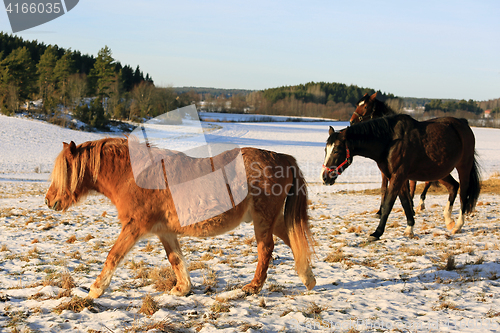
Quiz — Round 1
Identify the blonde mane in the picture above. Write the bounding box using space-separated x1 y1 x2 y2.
50 138 128 196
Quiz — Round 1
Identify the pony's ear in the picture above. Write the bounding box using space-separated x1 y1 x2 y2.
370 92 378 100
68 141 77 155
329 126 335 136
63 141 77 155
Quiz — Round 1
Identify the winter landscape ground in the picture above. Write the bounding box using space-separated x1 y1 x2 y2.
1 113 500 332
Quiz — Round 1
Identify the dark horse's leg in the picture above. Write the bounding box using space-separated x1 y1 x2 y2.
376 173 389 218
415 181 432 211
438 175 459 231
368 175 407 242
409 180 417 200
399 184 416 238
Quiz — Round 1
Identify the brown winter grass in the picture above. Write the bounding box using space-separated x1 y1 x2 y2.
324 247 346 263
53 296 95 314
138 294 159 316
357 174 500 195
149 266 177 292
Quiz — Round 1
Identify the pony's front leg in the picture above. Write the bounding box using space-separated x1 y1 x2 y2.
89 220 145 298
158 234 192 296
243 218 274 295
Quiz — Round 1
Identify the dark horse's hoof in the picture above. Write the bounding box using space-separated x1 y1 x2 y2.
367 235 380 242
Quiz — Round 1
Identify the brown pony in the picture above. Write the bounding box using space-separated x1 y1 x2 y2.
322 114 481 241
45 137 315 298
350 92 435 215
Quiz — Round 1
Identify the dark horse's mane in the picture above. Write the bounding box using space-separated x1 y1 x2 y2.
356 94 397 118
346 114 411 144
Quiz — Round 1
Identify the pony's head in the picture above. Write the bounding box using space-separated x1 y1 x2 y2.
350 92 378 125
321 126 351 186
45 141 99 211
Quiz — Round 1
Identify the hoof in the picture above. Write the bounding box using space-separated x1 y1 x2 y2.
403 231 415 238
88 288 103 299
170 285 191 296
451 228 461 235
305 278 316 291
367 235 380 242
446 222 455 231
242 283 263 295
374 213 381 219
299 266 316 291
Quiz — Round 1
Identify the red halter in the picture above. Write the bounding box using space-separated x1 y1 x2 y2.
322 147 351 176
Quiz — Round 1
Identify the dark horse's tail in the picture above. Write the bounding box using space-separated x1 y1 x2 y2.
464 150 481 215
283 155 315 290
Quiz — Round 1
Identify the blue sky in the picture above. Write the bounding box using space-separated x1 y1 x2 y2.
1 0 499 100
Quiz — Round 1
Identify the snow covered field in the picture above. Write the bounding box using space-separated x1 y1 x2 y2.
1 113 500 332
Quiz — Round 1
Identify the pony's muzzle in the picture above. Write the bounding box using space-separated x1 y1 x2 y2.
45 198 60 210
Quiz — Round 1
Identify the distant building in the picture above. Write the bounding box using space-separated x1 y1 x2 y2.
484 109 492 118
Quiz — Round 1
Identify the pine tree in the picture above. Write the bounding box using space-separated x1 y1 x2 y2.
88 46 115 101
0 46 35 101
53 51 75 107
36 46 58 103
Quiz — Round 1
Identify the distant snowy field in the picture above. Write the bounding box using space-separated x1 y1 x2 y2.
1 113 500 332
1 114 499 188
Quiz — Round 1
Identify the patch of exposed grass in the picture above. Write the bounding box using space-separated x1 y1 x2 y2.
303 302 326 318
203 267 218 293
149 266 176 292
53 296 95 314
324 247 346 263
66 235 77 244
188 261 207 271
268 282 285 293
400 245 426 256
210 300 231 313
138 293 159 316
432 301 460 311
83 234 95 242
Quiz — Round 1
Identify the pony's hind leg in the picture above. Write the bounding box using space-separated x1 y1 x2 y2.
273 213 315 290
88 220 146 298
158 234 192 296
243 216 275 295
438 175 459 231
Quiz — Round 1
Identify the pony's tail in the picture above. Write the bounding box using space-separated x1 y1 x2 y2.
463 151 481 215
283 156 316 290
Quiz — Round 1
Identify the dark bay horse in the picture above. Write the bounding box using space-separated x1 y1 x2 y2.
350 92 434 215
322 114 481 241
45 138 315 298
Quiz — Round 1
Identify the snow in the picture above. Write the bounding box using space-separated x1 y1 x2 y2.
1 113 500 332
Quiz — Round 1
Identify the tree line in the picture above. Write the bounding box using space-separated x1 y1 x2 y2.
240 82 401 120
424 99 482 114
0 32 166 129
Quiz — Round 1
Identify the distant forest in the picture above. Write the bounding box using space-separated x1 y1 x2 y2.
251 82 399 119
0 32 170 129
